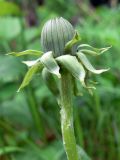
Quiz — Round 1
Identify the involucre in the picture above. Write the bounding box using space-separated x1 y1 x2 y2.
41 17 76 57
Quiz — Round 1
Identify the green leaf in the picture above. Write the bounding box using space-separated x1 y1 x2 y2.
65 31 81 52
56 55 86 88
77 44 111 56
0 83 18 101
0 17 21 40
77 51 109 74
0 55 26 83
40 51 61 78
14 141 65 160
24 27 39 43
0 1 21 16
0 146 23 156
17 62 43 92
7 50 43 57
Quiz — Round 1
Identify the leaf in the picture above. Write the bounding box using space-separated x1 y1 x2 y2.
77 51 109 74
24 27 39 43
0 146 23 156
0 94 33 127
65 31 81 52
7 50 43 57
0 55 26 83
77 44 111 56
17 62 43 92
0 1 21 16
40 51 61 78
14 140 65 160
56 55 86 88
0 17 21 40
0 83 18 101
77 145 91 160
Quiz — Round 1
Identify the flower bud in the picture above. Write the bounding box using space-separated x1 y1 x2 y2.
41 17 75 57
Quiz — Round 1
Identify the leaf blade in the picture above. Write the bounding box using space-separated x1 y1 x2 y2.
0 146 23 156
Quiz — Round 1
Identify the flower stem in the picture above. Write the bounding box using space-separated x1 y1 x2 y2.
60 69 79 160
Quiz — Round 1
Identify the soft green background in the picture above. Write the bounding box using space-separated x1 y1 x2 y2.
0 0 120 160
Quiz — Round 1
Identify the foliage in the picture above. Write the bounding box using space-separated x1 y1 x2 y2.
0 1 120 160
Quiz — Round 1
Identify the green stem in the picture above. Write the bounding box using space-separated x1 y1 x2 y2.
60 69 79 160
74 106 84 148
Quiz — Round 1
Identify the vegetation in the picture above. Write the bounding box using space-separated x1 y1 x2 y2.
0 0 120 160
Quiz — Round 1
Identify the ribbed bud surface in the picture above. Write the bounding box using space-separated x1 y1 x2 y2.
41 17 75 57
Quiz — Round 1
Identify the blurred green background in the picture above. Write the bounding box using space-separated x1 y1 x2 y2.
0 0 120 160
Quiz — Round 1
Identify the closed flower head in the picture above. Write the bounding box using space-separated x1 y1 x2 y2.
41 17 75 57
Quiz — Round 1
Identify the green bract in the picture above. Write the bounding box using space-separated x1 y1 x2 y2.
7 17 110 93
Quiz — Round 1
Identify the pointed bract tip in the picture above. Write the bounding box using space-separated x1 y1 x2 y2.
101 46 112 53
101 68 110 73
81 80 96 91
54 71 61 78
6 52 13 56
17 89 20 93
58 73 61 79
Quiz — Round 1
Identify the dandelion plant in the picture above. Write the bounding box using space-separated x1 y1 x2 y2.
8 17 110 160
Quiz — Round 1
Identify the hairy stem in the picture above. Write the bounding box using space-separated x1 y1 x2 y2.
60 69 79 160
74 106 84 148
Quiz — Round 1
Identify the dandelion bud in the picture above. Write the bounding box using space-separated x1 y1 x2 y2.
41 17 75 57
